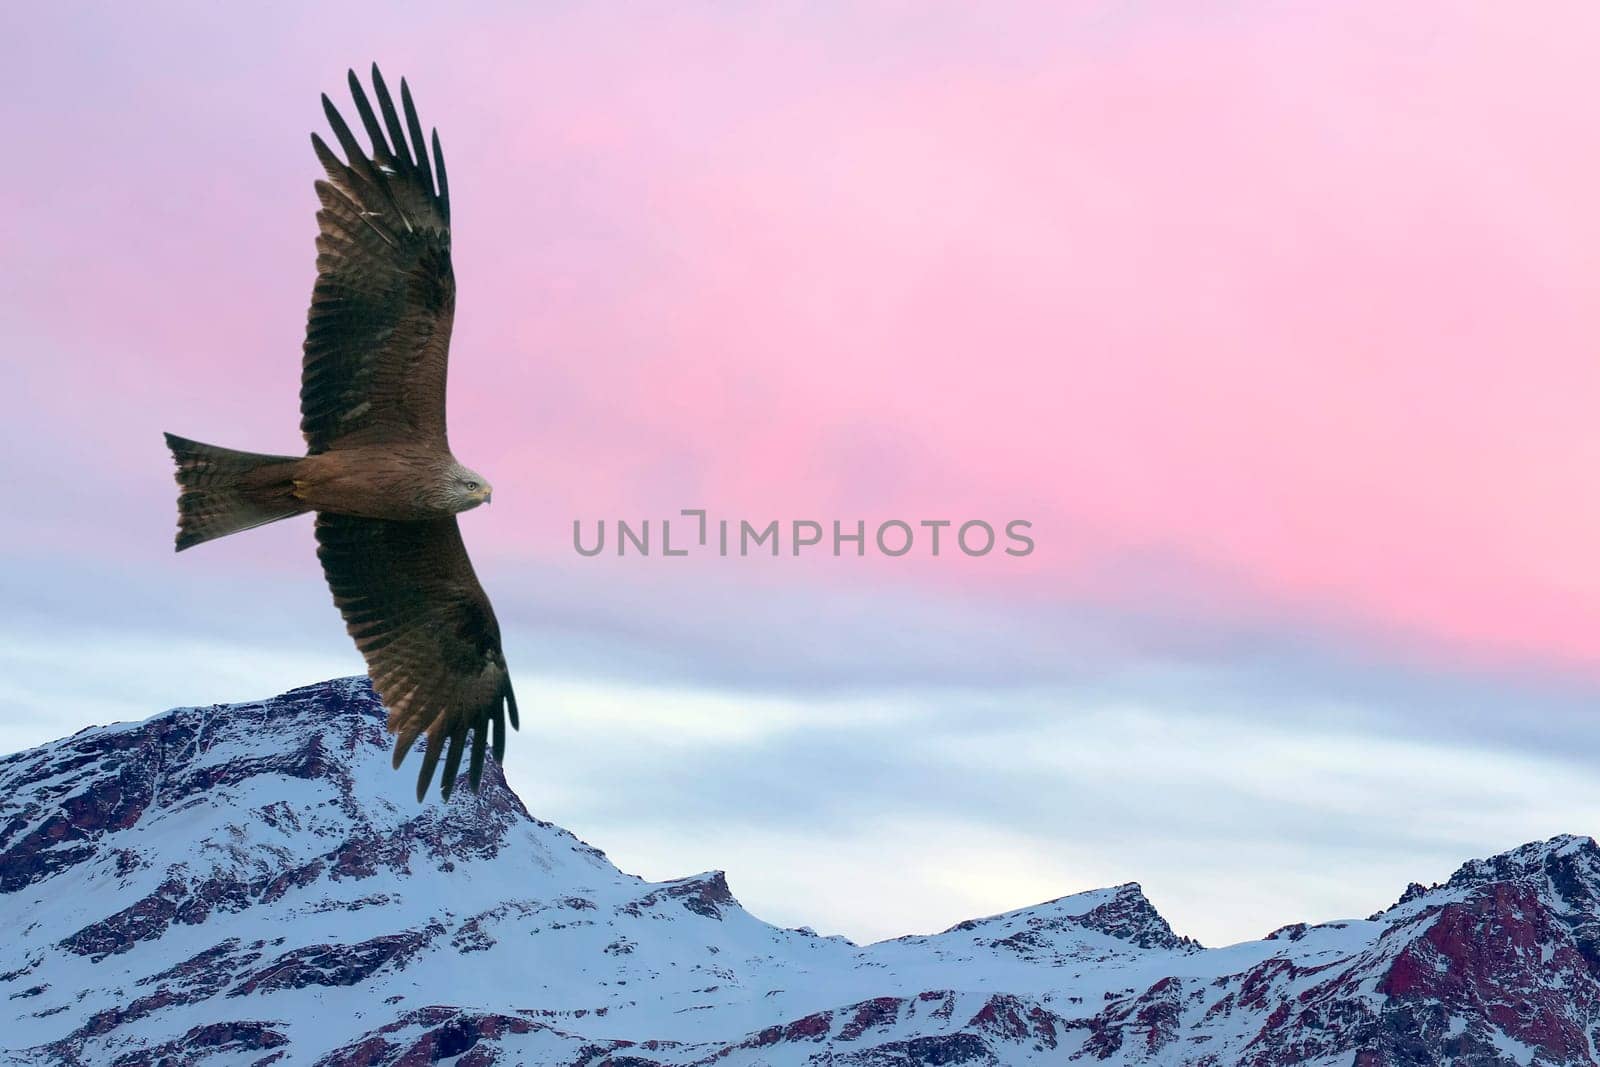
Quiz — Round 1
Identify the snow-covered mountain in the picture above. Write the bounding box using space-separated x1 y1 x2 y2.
2 679 1597 1065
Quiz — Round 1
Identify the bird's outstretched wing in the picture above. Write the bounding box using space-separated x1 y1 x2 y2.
315 513 518 800
302 65 454 454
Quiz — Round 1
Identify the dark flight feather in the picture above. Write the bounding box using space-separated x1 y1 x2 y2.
400 79 434 193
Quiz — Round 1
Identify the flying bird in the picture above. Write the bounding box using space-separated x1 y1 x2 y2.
164 65 517 802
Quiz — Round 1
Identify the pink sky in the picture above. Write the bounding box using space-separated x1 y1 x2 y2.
4 2 1599 679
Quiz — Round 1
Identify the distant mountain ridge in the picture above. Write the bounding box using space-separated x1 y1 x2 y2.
1 679 1596 1065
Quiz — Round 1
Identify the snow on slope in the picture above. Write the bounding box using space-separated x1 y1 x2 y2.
1 679 1597 1065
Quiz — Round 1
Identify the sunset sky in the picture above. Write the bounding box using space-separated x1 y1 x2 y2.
3 2 1599 947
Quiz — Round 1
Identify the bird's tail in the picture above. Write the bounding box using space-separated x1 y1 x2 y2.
163 433 308 551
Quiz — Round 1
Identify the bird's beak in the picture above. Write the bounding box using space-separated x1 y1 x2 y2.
483 488 493 506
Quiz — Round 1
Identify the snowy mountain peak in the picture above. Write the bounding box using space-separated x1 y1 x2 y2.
1375 834 1600 921
932 880 1200 955
3 679 1599 1065
0 676 592 905
1444 832 1600 891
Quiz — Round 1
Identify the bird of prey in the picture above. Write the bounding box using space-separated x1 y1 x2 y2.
163 65 517 802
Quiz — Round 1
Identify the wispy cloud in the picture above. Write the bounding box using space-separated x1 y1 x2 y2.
4 556 1596 945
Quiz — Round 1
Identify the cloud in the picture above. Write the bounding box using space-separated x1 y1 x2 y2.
510 670 1600 947
4 544 1598 946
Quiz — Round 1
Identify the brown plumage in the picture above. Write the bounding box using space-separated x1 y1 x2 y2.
163 65 517 801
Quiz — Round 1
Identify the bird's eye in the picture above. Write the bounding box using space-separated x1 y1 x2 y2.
464 481 479 492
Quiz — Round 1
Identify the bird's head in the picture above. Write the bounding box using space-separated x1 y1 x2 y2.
447 463 494 512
